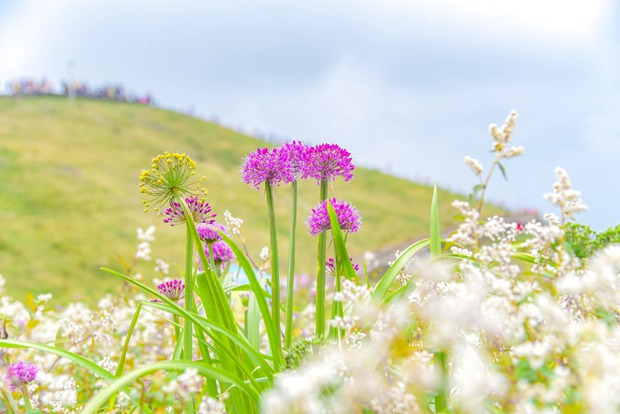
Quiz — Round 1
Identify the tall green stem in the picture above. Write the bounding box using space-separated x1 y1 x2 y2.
183 221 195 413
434 350 449 412
315 180 329 338
285 180 298 349
265 182 282 353
328 239 343 340
184 220 194 362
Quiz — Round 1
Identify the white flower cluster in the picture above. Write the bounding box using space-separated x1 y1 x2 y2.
135 225 156 260
489 110 525 159
544 166 588 222
463 155 483 176
162 368 204 400
224 210 244 236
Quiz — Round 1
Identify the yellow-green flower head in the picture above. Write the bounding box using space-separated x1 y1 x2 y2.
139 152 207 212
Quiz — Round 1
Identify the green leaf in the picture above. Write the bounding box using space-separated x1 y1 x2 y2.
25 292 36 313
219 233 283 371
372 238 430 301
80 361 261 414
497 162 508 181
102 268 273 383
326 201 357 280
430 183 441 258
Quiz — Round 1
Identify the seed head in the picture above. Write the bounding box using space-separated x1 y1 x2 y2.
140 152 206 212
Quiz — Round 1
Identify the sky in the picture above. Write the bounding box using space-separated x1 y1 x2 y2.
0 0 618 230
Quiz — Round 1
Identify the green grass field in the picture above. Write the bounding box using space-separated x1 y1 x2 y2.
0 96 505 304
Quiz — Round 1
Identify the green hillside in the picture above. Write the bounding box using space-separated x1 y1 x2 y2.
0 96 503 303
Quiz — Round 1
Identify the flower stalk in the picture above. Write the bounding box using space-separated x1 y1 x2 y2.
265 181 282 354
315 180 328 338
285 179 298 349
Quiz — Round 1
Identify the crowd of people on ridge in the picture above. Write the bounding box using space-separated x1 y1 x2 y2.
3 77 153 105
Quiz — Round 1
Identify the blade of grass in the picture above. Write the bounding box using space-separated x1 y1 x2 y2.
102 268 274 382
220 232 282 371
80 361 261 414
372 238 430 301
430 183 441 257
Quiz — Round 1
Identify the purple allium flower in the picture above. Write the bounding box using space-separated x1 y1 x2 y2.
198 241 235 270
302 143 354 183
157 279 185 301
241 147 296 189
5 362 38 391
197 222 228 243
163 196 216 226
326 257 360 275
207 241 234 265
279 140 309 179
306 198 362 236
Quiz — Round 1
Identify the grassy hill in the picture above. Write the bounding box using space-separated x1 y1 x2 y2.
0 96 504 304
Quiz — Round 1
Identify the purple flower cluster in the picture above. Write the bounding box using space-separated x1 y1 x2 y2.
302 143 354 183
326 257 360 275
306 198 362 236
198 241 234 271
279 140 308 177
241 141 355 188
5 361 38 391
157 279 185 301
241 147 297 189
197 222 228 243
163 196 216 226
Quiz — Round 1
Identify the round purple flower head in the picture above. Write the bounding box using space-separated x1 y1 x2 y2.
198 241 234 270
307 198 362 236
197 222 228 243
241 147 296 189
279 140 309 179
163 196 216 226
157 279 185 301
302 143 354 183
5 361 38 391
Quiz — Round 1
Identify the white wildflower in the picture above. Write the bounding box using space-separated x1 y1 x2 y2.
154 258 169 274
463 156 483 176
137 225 156 242
37 293 53 304
198 395 226 414
544 167 588 221
163 368 203 399
97 356 118 373
135 241 152 261
223 210 243 236
259 246 269 262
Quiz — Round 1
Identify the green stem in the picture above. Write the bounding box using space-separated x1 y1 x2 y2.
329 239 344 340
476 157 498 214
434 350 449 412
183 221 195 413
23 392 33 411
265 182 282 354
285 180 298 349
173 315 180 341
184 221 195 362
315 180 329 338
